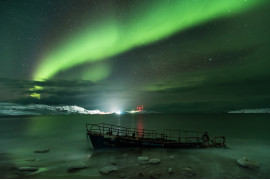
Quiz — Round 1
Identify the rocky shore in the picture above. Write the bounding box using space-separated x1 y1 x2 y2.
0 147 267 179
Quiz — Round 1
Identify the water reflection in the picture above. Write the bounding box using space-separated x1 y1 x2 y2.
137 114 144 137
116 115 121 127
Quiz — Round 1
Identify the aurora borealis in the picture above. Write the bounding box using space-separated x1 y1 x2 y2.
34 0 263 81
1 0 270 112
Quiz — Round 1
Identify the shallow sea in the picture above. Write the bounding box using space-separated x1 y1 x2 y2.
0 114 270 178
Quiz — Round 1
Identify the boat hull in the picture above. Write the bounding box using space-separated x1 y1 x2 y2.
87 133 206 149
88 133 163 149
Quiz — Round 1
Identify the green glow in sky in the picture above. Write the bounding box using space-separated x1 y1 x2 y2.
82 63 111 82
34 0 263 81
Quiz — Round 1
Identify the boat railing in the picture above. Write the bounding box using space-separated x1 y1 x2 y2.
86 123 159 140
163 129 204 144
86 123 225 145
163 129 225 145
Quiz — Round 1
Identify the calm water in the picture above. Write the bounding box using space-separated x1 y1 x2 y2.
0 114 270 178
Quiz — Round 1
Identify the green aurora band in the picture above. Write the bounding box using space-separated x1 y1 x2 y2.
34 0 264 83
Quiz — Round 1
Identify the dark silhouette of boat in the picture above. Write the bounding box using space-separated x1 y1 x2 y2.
86 123 225 149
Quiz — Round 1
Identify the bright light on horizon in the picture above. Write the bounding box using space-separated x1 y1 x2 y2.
126 110 140 114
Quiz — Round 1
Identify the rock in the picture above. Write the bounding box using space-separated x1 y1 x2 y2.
168 168 174 175
181 167 196 177
169 155 175 160
148 171 155 178
33 148 50 153
26 158 38 162
32 167 47 175
99 165 118 174
138 156 149 164
68 161 87 172
17 166 39 172
17 167 47 176
149 158 161 164
118 173 126 178
148 171 160 178
139 161 148 165
138 171 145 176
138 156 149 161
237 157 260 169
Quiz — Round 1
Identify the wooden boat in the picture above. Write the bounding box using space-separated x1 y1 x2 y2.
86 123 225 149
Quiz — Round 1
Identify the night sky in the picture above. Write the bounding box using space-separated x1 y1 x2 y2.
1 0 270 113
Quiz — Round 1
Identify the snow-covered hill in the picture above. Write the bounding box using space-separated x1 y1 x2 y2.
228 108 270 113
0 102 105 116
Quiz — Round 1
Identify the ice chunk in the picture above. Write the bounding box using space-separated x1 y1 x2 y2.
237 157 260 169
149 158 161 164
68 161 88 172
138 156 149 161
99 165 118 174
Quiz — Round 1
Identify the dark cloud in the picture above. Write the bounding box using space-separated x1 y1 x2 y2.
0 78 94 98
